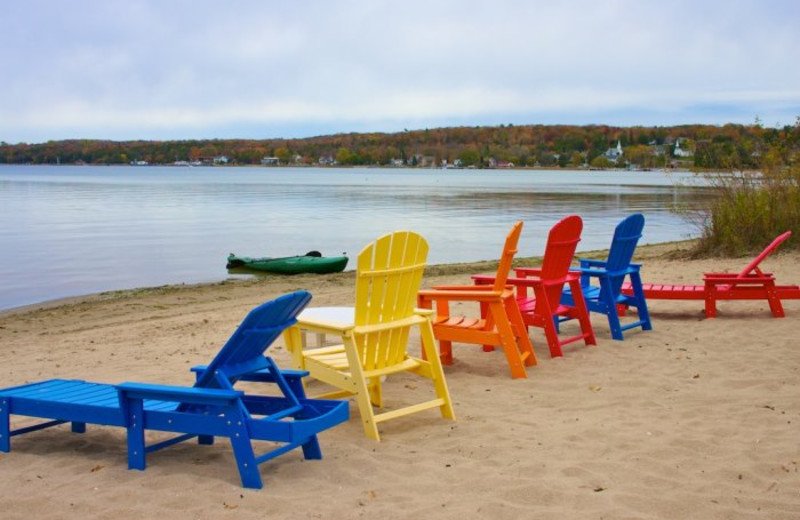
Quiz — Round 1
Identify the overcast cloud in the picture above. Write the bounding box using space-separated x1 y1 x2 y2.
2 0 799 143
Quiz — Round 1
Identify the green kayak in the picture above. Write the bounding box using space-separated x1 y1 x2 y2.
226 252 348 275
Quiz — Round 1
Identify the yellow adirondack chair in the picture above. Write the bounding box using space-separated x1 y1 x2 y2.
283 231 455 440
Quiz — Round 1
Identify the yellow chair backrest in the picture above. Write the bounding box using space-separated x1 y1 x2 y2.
354 231 429 370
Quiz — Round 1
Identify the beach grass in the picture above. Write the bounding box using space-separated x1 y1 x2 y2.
690 121 799 256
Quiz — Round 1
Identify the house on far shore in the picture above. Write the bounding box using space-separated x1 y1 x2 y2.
213 155 229 165
261 157 280 166
489 158 514 168
603 140 624 163
674 138 693 158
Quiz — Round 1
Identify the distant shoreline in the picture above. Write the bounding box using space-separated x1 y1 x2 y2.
1 162 699 174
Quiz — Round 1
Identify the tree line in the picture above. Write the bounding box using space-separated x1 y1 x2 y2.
1 121 796 170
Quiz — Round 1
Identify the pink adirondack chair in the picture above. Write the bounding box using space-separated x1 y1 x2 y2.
473 215 597 358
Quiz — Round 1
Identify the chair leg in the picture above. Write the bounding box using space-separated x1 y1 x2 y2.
368 377 383 407
125 397 146 471
283 326 308 374
0 397 10 452
489 301 528 379
226 409 262 489
536 297 564 358
504 295 537 367
600 282 624 340
343 337 381 440
568 279 597 346
301 435 323 460
630 272 653 330
419 321 456 420
479 300 494 352
703 282 718 318
765 281 785 317
353 380 381 441
438 339 453 365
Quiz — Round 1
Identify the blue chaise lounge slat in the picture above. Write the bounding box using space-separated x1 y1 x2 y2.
0 291 349 489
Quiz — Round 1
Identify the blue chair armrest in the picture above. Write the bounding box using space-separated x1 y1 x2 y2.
190 365 309 384
577 258 607 268
571 266 609 277
117 382 243 406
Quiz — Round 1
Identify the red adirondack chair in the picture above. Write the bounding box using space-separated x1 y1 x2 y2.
473 215 597 358
622 231 799 317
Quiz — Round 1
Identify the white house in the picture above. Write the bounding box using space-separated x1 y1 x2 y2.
604 140 624 163
674 138 693 158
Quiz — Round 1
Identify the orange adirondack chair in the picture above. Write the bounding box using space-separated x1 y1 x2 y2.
417 221 537 379
622 231 800 317
475 215 596 358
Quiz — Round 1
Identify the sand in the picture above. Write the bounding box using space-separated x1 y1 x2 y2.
1 243 798 519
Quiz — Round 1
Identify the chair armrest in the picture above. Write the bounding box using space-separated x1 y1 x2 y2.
505 275 576 288
353 314 429 335
432 284 496 291
570 266 609 277
504 276 541 288
577 258 607 269
418 288 504 302
704 272 775 285
117 382 243 406
294 319 355 335
190 365 309 384
470 275 497 285
513 267 543 277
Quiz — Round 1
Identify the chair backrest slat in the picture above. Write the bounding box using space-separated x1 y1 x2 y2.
737 231 792 278
606 213 645 272
354 231 428 370
492 221 524 292
193 291 312 389
601 213 646 295
539 215 583 306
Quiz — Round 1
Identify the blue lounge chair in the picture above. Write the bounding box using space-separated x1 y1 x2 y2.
0 291 348 489
560 213 652 340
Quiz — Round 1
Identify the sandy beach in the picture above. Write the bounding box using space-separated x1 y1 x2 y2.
1 242 798 519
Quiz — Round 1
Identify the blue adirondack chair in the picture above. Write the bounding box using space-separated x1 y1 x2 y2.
560 213 652 340
0 291 349 489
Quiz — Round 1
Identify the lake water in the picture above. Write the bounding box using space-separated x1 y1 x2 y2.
0 165 710 311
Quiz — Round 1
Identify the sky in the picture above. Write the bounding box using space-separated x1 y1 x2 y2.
2 0 799 144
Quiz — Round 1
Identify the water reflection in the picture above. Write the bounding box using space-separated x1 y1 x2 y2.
0 166 711 310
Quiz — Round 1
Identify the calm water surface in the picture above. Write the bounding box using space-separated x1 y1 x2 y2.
0 165 709 310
